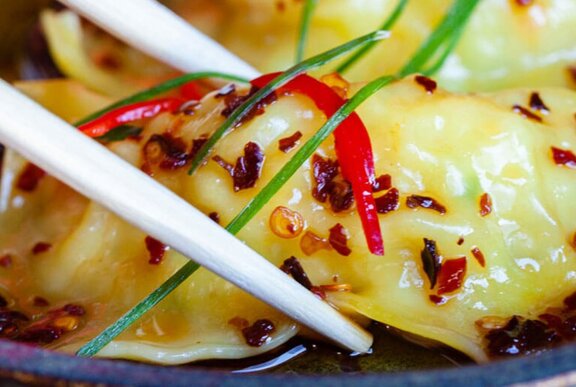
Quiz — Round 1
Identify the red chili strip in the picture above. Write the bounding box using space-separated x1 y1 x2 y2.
252 72 384 255
78 98 184 138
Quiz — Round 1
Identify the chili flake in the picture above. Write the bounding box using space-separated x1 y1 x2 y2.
32 242 51 255
471 246 486 267
375 188 399 214
280 256 313 290
329 223 352 256
278 131 303 153
300 231 331 256
17 163 46 192
269 206 304 239
512 105 542 123
213 142 265 191
529 92 549 114
551 146 576 168
406 195 447 214
415 75 437 94
145 236 169 265
242 319 275 347
421 238 442 289
0 254 12 268
479 192 493 217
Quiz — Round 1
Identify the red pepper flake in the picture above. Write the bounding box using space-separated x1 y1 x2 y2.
406 195 447 214
242 319 275 347
437 257 467 295
471 246 486 268
515 0 534 6
32 297 50 308
190 138 208 159
312 154 338 202
0 254 12 268
421 238 442 289
375 188 399 214
311 154 354 213
479 192 493 217
252 73 383 256
220 86 277 126
280 256 313 290
551 146 576 168
63 304 86 316
457 237 465 246
429 295 447 305
568 67 576 87
278 131 303 153
512 104 542 123
300 231 331 256
145 236 169 265
32 242 51 255
310 286 327 300
415 75 437 94
564 291 576 312
17 163 46 192
143 133 190 170
208 212 220 224
328 223 352 256
213 142 265 191
529 92 549 114
269 206 304 239
372 174 392 192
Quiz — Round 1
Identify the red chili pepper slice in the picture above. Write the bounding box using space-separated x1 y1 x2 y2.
252 72 384 255
78 98 184 138
179 81 204 100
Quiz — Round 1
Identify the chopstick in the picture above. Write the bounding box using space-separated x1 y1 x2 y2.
57 0 260 79
0 79 373 353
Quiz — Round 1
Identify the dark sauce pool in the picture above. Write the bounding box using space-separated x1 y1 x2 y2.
191 322 472 374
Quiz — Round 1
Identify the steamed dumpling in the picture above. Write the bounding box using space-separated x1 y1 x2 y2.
3 75 575 363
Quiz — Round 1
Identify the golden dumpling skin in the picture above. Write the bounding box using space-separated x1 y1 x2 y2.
3 76 576 363
171 0 576 91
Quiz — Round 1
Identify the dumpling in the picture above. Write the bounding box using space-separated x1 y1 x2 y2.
2 73 575 364
169 0 576 91
39 0 576 100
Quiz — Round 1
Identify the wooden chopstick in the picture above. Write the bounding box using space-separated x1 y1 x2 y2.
0 80 373 353
57 0 260 79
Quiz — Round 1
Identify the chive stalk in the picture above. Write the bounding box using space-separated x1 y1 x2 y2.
336 0 409 74
77 0 479 357
187 30 388 175
295 0 319 63
74 72 250 127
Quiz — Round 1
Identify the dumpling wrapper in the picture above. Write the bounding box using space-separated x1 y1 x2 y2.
1 77 575 363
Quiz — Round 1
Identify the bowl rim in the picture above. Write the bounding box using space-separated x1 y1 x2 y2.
0 340 574 386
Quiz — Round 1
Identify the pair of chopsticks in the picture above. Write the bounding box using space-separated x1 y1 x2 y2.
0 0 372 353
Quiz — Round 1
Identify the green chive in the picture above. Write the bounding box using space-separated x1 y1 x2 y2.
399 0 479 77
77 0 479 357
74 72 250 127
76 260 200 357
295 0 319 63
187 29 389 175
336 0 409 74
227 74 397 234
420 22 467 76
95 125 142 144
